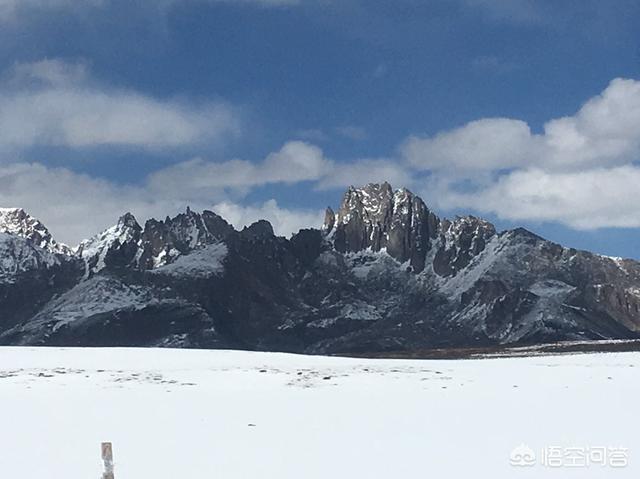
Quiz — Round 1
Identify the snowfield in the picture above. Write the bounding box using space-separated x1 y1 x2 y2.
0 347 638 478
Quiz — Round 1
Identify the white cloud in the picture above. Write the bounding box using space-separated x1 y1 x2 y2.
403 118 535 173
0 162 164 245
146 141 331 198
0 160 323 245
262 141 330 182
404 78 640 174
0 137 420 244
0 140 348 245
0 59 240 151
212 199 323 237
5 61 638 238
436 166 640 230
542 78 640 169
406 78 640 229
147 141 412 198
8 58 90 87
315 158 412 191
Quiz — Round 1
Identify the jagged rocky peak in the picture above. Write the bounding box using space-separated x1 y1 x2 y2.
77 207 236 274
433 215 497 277
77 211 142 257
0 207 71 255
240 220 275 240
118 212 142 231
138 207 235 269
76 212 144 275
331 183 439 272
442 216 496 249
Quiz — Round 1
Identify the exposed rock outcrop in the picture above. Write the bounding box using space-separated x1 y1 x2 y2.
331 183 439 272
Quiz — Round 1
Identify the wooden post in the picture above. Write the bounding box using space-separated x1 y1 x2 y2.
101 442 114 479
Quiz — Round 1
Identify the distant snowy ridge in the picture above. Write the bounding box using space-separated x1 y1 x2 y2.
0 207 71 255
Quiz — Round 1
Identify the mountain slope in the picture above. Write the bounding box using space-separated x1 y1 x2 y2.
0 233 81 332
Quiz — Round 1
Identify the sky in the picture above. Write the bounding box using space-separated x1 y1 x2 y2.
0 0 639 258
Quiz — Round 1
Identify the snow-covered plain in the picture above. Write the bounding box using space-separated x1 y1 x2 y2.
0 347 638 478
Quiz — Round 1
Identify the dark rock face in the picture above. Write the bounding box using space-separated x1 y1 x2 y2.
330 183 439 272
1 182 640 354
433 216 496 276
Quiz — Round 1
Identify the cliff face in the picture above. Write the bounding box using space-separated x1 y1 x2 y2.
327 182 439 272
1 183 640 354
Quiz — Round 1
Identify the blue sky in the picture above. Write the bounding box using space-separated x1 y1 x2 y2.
0 0 639 257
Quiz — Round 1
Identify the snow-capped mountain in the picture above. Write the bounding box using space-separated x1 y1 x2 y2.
0 215 82 331
0 208 71 255
1 183 639 353
76 208 234 276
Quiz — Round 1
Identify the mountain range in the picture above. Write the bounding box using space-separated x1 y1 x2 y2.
1 183 639 354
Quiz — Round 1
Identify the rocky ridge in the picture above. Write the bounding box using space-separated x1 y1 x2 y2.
0 183 639 354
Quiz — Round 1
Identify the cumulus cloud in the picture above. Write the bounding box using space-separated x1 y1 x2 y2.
0 160 322 245
436 166 640 230
0 59 240 152
542 79 640 169
146 141 331 198
0 162 164 245
147 141 412 198
406 78 640 230
212 199 323 237
3 60 638 238
262 141 330 182
403 118 536 173
404 78 640 175
315 158 412 191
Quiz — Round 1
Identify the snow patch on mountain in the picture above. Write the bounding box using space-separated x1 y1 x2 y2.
0 233 60 284
29 276 156 329
152 243 227 278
